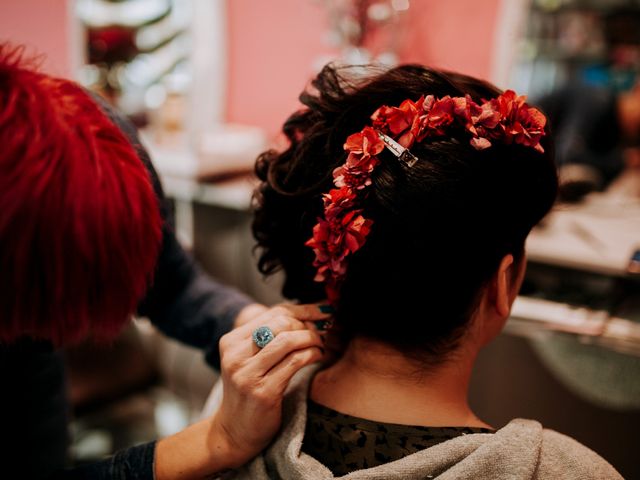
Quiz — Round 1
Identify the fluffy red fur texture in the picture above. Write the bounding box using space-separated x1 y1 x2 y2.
0 44 162 345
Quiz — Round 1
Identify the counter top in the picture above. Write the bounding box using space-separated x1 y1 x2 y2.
527 194 640 277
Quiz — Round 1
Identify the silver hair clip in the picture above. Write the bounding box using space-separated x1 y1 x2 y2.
377 131 419 167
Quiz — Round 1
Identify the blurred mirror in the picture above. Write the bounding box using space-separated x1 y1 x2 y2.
77 0 191 124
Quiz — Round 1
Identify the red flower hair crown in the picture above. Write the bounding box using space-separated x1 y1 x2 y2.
305 90 547 304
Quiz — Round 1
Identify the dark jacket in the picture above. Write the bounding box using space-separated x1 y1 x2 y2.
537 83 625 185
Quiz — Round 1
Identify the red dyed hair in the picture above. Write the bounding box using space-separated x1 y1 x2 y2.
0 44 162 345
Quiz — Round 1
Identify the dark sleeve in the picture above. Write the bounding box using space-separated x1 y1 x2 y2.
537 85 625 184
51 442 156 480
94 95 255 369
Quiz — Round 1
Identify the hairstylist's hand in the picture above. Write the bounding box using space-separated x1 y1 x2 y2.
233 303 270 328
212 304 329 467
154 304 331 479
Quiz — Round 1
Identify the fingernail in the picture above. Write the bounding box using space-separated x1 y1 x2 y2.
314 320 334 331
318 304 335 314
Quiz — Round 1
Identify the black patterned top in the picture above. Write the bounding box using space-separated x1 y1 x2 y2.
302 400 494 476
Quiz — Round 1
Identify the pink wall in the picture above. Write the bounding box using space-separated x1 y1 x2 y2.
225 0 336 137
226 0 502 136
0 0 502 136
0 0 72 76
398 1 500 81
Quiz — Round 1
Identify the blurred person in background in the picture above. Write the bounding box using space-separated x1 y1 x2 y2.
0 43 329 479
538 80 640 201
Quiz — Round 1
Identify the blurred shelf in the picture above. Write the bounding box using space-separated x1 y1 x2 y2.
527 194 640 277
160 174 254 211
509 296 640 357
140 131 257 211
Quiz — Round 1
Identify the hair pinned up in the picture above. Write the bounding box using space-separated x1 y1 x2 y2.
307 90 547 305
253 64 557 361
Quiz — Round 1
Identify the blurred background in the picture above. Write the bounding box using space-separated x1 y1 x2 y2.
2 0 640 477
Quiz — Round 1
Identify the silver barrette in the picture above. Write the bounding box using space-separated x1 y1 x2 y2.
377 131 419 167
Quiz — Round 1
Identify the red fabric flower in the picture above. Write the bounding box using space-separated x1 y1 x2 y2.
493 90 525 121
451 95 477 130
335 127 384 188
305 206 373 299
470 100 502 149
371 98 424 137
344 126 386 157
474 100 502 130
490 90 546 152
322 187 357 218
512 105 546 153
448 94 501 150
419 95 456 138
333 156 380 189
307 126 383 299
341 210 373 254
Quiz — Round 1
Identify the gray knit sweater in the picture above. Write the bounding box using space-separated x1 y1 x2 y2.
220 367 623 479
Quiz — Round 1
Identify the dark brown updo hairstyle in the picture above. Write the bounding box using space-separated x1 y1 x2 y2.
253 64 558 361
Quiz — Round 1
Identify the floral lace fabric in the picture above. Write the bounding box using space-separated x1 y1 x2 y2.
302 399 494 476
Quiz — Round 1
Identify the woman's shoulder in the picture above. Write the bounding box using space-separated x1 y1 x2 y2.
511 420 623 480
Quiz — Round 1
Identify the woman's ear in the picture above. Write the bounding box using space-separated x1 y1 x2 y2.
474 254 526 346
474 253 525 348
494 254 516 319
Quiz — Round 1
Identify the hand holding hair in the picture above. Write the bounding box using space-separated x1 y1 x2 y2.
153 303 330 479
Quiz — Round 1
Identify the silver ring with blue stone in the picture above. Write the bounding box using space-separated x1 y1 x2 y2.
252 326 275 349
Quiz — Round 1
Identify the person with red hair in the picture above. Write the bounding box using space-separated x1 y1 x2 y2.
0 44 328 479
0 48 163 346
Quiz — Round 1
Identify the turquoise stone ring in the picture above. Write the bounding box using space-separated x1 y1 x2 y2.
252 326 275 349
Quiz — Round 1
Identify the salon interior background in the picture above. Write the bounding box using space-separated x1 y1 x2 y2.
2 0 640 478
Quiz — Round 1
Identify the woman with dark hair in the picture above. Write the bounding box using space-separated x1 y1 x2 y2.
219 64 623 478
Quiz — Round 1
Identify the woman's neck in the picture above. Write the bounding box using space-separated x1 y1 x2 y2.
310 337 491 429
